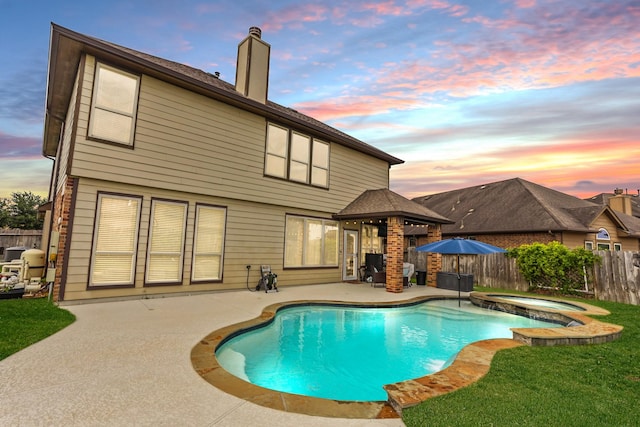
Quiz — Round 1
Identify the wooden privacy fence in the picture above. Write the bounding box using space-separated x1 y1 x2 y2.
406 248 640 305
593 251 640 305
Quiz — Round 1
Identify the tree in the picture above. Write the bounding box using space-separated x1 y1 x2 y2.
0 198 9 228
1 191 47 230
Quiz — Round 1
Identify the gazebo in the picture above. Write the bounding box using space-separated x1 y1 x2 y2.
333 189 453 292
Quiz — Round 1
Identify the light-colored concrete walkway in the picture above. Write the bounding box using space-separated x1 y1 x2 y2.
0 283 462 426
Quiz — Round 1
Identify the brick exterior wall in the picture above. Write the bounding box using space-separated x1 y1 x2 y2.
467 232 559 249
50 177 75 302
385 216 404 293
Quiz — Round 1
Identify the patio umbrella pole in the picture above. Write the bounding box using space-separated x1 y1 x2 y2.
415 237 507 310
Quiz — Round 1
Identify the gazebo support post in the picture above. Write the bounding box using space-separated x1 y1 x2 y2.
426 225 442 287
385 216 404 293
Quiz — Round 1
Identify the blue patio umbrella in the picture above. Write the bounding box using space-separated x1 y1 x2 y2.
416 238 506 305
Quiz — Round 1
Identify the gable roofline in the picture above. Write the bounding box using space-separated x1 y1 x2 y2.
334 189 454 225
412 177 624 235
43 23 403 166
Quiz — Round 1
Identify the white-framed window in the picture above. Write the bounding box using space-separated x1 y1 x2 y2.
597 243 611 251
192 204 227 282
89 193 142 287
360 224 383 264
584 241 594 250
265 123 330 188
88 62 140 146
284 215 338 267
614 243 622 251
597 227 610 240
145 199 187 284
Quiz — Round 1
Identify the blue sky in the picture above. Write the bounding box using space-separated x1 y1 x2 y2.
1 0 639 200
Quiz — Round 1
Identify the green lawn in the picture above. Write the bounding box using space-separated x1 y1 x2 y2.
0 297 75 360
403 290 640 427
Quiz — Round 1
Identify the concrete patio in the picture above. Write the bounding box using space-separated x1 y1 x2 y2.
0 282 461 426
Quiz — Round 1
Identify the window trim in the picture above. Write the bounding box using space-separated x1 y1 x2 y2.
144 198 188 286
88 61 140 147
88 192 142 289
284 214 339 268
311 139 330 188
191 203 227 283
265 122 330 188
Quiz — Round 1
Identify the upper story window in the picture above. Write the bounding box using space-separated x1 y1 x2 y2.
596 227 610 240
88 62 140 146
265 123 330 188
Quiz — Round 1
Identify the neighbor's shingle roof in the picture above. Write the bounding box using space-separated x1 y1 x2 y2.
334 189 453 224
44 23 403 166
586 193 640 218
412 177 629 235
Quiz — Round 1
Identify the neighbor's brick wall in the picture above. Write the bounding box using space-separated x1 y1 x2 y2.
468 233 559 249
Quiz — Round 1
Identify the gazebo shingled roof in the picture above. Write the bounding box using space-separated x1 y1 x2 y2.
334 189 453 224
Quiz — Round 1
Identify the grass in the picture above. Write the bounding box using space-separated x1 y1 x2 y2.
403 289 640 427
0 297 75 360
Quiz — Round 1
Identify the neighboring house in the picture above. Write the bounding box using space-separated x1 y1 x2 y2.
411 177 640 251
586 189 640 219
41 24 448 302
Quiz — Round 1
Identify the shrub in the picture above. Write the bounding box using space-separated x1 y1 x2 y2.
506 242 600 294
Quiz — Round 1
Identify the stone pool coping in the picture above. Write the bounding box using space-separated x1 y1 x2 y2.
191 293 623 419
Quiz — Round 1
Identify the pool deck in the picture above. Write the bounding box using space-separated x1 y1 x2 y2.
0 283 620 425
0 283 449 426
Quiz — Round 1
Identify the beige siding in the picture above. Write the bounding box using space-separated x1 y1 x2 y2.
55 63 82 195
562 212 638 250
561 231 590 249
70 55 390 217
62 178 342 301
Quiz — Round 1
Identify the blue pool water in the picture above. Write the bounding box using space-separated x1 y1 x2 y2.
216 299 563 401
488 295 586 311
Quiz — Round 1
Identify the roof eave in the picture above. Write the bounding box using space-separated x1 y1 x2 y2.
43 24 403 166
333 211 453 225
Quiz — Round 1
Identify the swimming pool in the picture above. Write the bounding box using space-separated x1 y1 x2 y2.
486 295 586 311
216 299 563 401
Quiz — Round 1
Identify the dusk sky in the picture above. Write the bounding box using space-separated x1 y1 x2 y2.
1 0 638 201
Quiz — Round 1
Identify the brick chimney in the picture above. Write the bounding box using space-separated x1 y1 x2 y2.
235 27 270 104
608 188 633 215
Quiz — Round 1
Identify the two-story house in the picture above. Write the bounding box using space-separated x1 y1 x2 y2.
41 24 448 302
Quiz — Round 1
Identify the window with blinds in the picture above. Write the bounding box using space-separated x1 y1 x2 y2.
145 199 187 284
265 123 330 188
192 204 226 281
284 215 338 268
88 62 140 146
90 193 142 287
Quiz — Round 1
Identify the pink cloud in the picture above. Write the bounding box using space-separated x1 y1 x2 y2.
359 1 409 16
390 136 640 199
260 4 330 33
